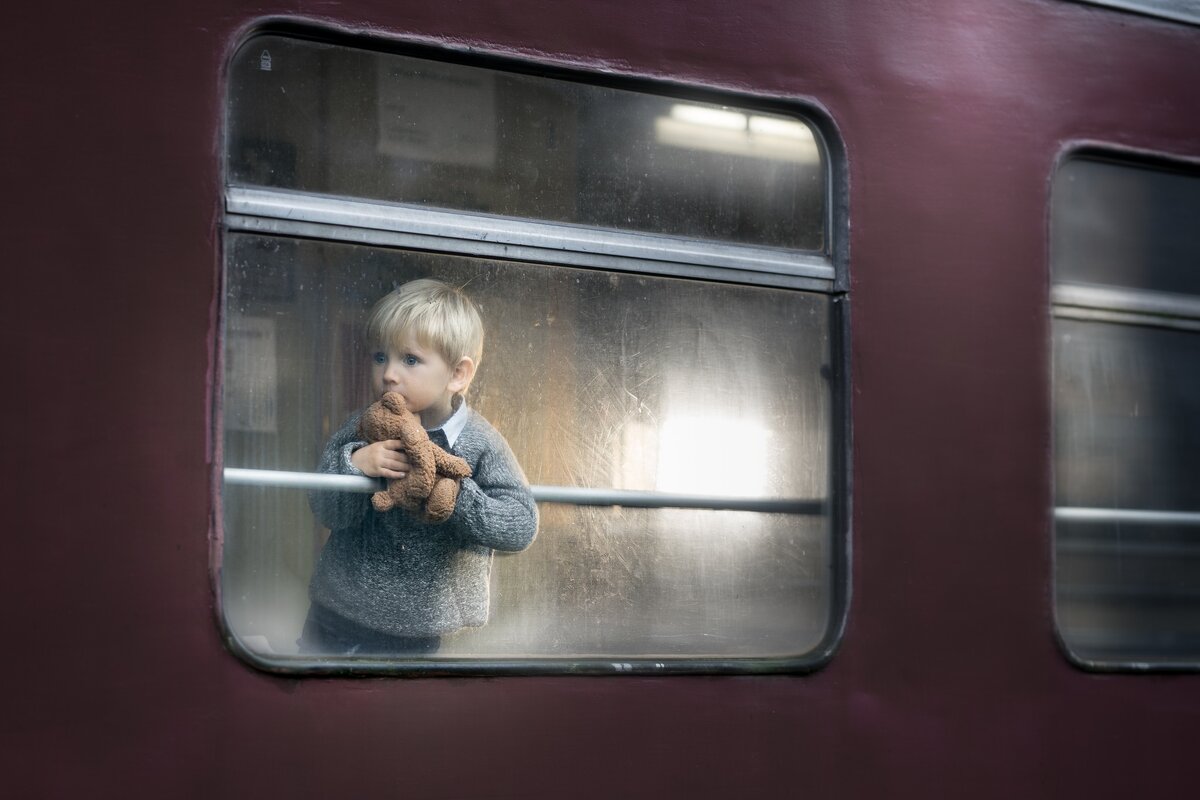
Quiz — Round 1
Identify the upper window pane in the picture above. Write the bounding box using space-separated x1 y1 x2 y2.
228 35 825 251
1052 157 1200 296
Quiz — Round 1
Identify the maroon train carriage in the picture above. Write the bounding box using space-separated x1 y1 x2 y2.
8 0 1200 797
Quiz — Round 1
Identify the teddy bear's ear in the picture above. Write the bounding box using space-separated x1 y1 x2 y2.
381 392 407 414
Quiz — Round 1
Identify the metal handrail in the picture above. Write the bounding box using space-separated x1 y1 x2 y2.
1056 507 1200 526
223 467 823 514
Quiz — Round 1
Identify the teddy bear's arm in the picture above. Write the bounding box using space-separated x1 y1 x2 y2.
432 447 472 480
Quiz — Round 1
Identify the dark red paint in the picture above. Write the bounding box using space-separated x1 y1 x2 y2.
6 0 1200 797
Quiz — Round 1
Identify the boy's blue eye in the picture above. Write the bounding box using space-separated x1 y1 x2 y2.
403 354 420 366
372 352 387 365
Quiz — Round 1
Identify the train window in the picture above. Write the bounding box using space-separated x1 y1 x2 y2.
220 31 847 673
1052 153 1200 668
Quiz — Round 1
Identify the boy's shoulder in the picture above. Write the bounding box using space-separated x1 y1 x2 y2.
457 406 505 452
456 407 528 486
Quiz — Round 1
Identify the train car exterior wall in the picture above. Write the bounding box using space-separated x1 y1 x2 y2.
6 0 1199 797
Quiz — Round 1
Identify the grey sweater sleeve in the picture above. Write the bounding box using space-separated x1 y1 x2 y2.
444 419 538 553
307 413 372 531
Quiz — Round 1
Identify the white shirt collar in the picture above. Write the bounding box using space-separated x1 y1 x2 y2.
429 396 469 448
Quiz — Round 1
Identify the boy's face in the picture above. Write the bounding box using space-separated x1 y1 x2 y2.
371 332 473 428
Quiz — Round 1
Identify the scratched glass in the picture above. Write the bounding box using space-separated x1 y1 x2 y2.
227 35 825 251
1055 321 1200 664
221 235 834 661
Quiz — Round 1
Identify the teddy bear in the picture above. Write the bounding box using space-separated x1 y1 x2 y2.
357 391 473 523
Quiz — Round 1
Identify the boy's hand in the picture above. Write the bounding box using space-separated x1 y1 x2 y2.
351 440 411 479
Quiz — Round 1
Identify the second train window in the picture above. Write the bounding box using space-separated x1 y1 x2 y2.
1052 153 1200 668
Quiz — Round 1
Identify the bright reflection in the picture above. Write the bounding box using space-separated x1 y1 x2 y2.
748 114 810 139
656 415 770 497
657 104 820 164
670 103 748 130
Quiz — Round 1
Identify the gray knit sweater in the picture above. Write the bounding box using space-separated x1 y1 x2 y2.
307 407 537 637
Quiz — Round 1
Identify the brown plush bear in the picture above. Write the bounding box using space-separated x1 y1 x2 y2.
357 391 473 523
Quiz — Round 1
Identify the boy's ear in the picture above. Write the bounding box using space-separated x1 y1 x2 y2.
447 356 476 394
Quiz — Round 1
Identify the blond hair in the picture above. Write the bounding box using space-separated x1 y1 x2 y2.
365 278 484 370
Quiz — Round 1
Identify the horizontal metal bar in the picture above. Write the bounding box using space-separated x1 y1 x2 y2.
1056 507 1200 526
1053 305 1200 332
226 186 835 286
1052 283 1200 327
531 485 822 514
226 215 834 292
223 467 823 514
224 468 379 493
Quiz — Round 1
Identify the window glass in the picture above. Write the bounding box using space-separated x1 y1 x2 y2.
1052 158 1200 297
222 235 835 661
228 35 825 251
1053 154 1200 666
1055 320 1200 662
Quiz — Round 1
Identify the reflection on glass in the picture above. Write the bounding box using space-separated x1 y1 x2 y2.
655 104 821 165
221 235 834 660
227 35 825 250
656 416 771 496
1055 320 1200 663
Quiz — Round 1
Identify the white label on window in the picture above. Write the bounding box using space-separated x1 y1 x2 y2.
376 61 497 167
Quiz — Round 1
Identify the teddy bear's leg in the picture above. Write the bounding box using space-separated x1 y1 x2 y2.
424 478 460 523
372 489 395 512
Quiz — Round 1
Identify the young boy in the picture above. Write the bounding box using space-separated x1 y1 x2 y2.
304 279 537 656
